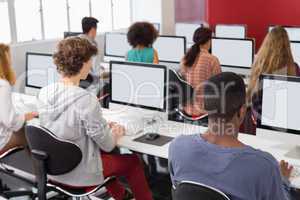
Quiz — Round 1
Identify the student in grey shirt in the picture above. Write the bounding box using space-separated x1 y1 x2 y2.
38 37 153 200
169 72 294 200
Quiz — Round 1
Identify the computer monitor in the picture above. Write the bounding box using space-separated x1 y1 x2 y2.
153 36 186 64
257 74 300 159
269 25 300 41
64 32 82 38
110 61 167 112
215 24 247 39
25 52 60 95
152 23 160 32
211 38 255 75
291 41 300 65
104 32 130 62
175 23 202 46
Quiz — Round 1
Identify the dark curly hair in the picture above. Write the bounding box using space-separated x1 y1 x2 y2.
53 37 98 77
127 22 158 48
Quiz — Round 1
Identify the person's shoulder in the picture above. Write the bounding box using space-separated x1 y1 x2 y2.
170 135 198 149
0 79 10 87
243 147 279 169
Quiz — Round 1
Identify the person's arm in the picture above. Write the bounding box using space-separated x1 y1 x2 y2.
265 160 293 200
212 57 222 75
82 96 123 152
0 84 24 132
153 49 159 64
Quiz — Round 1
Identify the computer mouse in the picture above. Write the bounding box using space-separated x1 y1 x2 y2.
145 133 160 141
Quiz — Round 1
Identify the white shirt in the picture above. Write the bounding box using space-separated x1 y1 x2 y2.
0 79 24 150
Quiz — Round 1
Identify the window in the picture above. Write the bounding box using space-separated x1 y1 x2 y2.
91 0 113 32
131 0 161 24
15 0 42 42
68 0 90 32
43 0 68 39
112 0 131 30
0 1 11 43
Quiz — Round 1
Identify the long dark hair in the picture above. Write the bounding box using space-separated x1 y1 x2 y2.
184 27 213 67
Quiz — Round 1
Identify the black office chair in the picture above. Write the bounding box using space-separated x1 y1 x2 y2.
0 147 36 198
79 73 94 89
25 124 115 200
168 69 208 126
172 181 231 200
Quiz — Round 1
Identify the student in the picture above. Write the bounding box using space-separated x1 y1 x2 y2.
247 26 299 104
38 37 153 200
0 44 38 155
246 26 300 128
180 27 221 117
169 72 293 200
127 22 159 64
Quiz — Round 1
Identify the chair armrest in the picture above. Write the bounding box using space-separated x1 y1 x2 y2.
31 149 48 161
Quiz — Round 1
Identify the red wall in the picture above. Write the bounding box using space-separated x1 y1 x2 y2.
207 0 300 50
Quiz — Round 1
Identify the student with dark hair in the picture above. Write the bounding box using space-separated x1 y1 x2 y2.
80 17 99 46
127 22 159 64
180 27 221 117
169 72 294 200
38 37 153 200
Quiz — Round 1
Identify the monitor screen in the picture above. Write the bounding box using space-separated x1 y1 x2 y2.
64 32 81 38
211 38 254 68
215 24 246 39
104 32 131 57
110 61 167 111
153 36 186 63
269 26 300 41
291 42 300 65
258 75 300 135
175 23 202 44
26 53 60 89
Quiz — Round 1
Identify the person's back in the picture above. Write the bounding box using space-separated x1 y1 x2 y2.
169 72 292 200
180 27 221 116
127 47 154 63
169 135 289 200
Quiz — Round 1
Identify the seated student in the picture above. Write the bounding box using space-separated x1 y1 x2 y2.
169 72 294 200
248 26 300 108
180 27 221 117
127 22 159 64
37 37 153 200
0 44 38 156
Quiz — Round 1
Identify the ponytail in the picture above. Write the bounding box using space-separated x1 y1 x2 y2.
184 43 201 67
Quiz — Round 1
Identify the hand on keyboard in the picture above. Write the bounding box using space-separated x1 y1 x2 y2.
280 160 294 180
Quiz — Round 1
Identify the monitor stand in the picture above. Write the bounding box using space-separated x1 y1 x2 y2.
285 145 300 160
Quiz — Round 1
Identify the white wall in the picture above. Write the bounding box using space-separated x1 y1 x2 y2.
131 0 162 24
11 34 105 93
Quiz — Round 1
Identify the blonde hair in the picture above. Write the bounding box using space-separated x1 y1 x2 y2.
247 26 296 102
0 44 15 85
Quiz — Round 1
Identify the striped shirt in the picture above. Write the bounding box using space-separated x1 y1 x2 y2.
180 49 221 116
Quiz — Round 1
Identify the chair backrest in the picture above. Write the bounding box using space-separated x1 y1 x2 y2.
173 181 230 200
25 124 82 176
79 73 94 89
168 69 194 107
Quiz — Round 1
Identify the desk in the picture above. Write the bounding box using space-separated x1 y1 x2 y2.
13 93 300 188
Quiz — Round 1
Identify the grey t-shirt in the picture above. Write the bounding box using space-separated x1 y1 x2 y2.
169 135 291 200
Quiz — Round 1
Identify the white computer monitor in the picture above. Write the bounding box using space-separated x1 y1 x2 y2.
257 74 300 159
110 61 167 112
291 41 300 65
104 32 130 62
211 38 254 75
215 24 246 39
175 23 202 46
153 36 186 64
269 25 300 41
25 52 60 95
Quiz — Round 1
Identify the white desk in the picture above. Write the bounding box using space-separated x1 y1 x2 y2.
13 93 300 188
